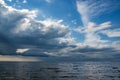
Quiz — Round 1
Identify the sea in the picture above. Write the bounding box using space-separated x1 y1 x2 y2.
0 62 120 80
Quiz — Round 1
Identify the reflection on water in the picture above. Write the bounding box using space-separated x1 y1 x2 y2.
0 62 120 80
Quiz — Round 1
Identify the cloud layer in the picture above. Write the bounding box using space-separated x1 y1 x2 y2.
0 0 120 60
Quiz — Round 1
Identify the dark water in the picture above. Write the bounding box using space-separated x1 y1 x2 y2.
0 62 120 80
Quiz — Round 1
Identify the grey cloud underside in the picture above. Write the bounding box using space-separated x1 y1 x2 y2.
0 2 71 56
71 47 116 53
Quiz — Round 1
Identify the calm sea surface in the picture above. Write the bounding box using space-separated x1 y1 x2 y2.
0 62 120 80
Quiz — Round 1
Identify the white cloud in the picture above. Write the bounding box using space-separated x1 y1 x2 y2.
7 0 12 2
76 1 114 48
84 22 111 47
45 0 52 3
66 0 120 58
39 19 68 36
57 37 76 45
0 0 5 6
101 28 120 37
74 0 120 59
76 1 89 26
16 48 29 54
23 0 27 3
84 22 111 33
14 18 70 40
75 21 111 48
77 0 120 18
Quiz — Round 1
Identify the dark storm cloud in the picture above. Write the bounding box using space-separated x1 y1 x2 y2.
0 1 72 56
0 33 16 55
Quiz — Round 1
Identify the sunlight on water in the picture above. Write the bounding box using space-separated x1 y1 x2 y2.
0 62 120 80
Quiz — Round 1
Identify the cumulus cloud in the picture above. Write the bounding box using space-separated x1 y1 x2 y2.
0 0 75 56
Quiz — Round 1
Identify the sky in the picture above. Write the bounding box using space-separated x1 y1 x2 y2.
0 0 120 61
